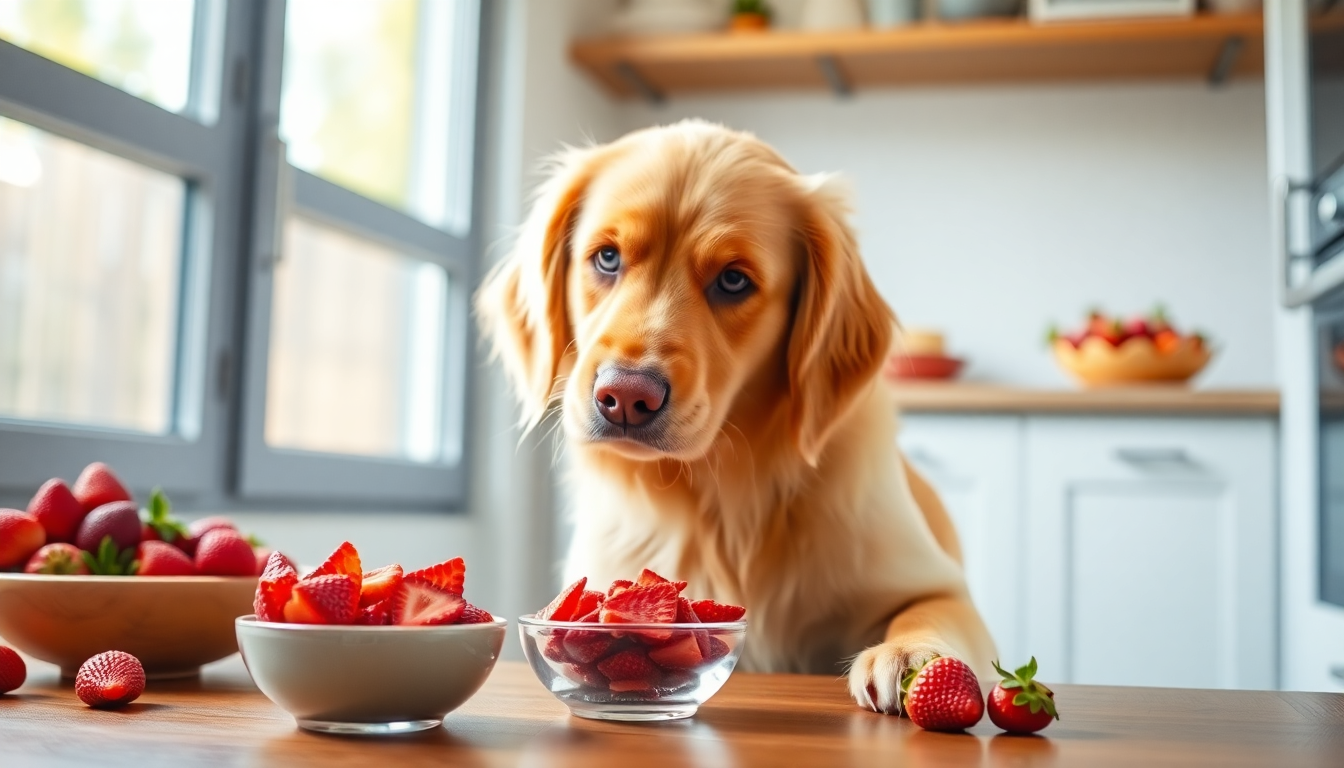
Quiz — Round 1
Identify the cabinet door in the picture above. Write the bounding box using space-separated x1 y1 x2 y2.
1025 418 1277 690
899 415 1024 665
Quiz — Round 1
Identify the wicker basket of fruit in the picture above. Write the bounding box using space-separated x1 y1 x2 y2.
1049 308 1211 387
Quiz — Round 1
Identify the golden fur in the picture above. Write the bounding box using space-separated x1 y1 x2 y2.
476 120 996 714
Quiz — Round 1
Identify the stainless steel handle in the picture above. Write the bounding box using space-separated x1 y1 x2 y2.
1115 447 1192 467
1274 175 1314 308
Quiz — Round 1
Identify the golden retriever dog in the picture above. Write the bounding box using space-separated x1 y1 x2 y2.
476 119 996 714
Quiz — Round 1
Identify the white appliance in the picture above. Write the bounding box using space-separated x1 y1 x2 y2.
1265 0 1344 691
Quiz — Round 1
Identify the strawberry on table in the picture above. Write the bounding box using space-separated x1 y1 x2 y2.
0 646 26 694
404 556 465 595
283 574 359 624
987 657 1059 735
75 651 145 709
24 543 89 575
254 551 299 622
26 479 85 543
539 577 589 621
360 564 404 608
195 529 258 576
388 577 465 626
0 509 45 569
71 463 132 512
902 656 984 731
135 540 197 576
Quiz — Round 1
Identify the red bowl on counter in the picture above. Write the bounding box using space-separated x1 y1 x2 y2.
886 354 964 381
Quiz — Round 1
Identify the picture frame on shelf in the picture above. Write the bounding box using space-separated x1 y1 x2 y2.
1028 0 1195 22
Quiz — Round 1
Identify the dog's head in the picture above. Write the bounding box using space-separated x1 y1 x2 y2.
477 120 892 467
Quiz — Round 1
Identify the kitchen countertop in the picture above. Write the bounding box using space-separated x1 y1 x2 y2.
3 657 1342 767
891 382 1281 416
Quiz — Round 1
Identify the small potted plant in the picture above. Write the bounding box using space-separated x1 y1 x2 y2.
731 0 771 31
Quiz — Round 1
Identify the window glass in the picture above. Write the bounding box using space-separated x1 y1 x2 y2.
0 0 196 114
0 116 184 433
280 0 475 232
265 217 449 463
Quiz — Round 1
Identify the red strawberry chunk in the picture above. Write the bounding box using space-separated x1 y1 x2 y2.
690 599 746 623
596 648 659 682
254 551 299 622
543 633 571 663
574 589 604 617
307 541 362 590
356 601 389 625
705 636 731 661
561 662 608 689
283 574 359 624
389 577 465 626
359 564 403 608
457 603 494 624
607 579 634 597
575 607 600 623
562 628 615 664
636 568 688 593
405 556 465 595
648 633 704 670
539 577 588 621
600 582 678 624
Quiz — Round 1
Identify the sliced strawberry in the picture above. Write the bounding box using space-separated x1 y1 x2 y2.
359 564 403 608
282 574 359 624
596 648 659 683
705 635 731 661
457 603 494 624
575 589 604 617
356 601 389 626
563 628 615 664
690 599 746 623
404 556 465 595
636 568 688 593
307 541 362 590
675 597 713 658
561 662 608 689
539 577 588 621
601 582 678 623
575 607 601 623
254 551 299 622
607 579 634 597
543 633 571 663
648 633 704 670
389 577 465 626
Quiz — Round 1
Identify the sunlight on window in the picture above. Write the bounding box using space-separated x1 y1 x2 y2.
0 116 184 433
265 217 449 463
0 0 195 113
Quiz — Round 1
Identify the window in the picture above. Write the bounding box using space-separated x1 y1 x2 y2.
0 1 483 509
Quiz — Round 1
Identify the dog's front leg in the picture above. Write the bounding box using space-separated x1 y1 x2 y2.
847 592 996 715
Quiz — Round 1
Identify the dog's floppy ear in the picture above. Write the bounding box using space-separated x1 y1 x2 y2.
475 147 598 431
788 175 895 467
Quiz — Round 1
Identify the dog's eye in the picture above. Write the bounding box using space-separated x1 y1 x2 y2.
716 269 751 295
593 246 621 275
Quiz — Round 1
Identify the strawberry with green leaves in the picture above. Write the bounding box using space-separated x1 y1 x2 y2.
901 656 984 732
988 657 1059 734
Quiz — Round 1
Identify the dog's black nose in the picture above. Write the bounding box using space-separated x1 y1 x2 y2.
593 367 668 428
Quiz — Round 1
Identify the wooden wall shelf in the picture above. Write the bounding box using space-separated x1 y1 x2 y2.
571 14 1266 101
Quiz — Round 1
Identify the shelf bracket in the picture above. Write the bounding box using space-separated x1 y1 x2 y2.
815 55 851 98
615 61 664 105
1207 36 1244 87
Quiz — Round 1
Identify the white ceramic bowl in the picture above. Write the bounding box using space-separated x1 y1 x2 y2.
236 615 507 735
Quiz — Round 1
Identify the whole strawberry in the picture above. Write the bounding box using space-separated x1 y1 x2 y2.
74 501 142 553
135 540 197 576
25 543 90 575
0 646 26 694
195 529 257 576
26 479 86 543
902 656 984 732
75 650 145 708
71 462 132 512
987 657 1059 734
0 509 46 569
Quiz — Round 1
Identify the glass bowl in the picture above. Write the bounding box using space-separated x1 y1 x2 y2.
518 614 747 722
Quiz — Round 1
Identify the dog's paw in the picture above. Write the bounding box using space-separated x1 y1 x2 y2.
847 640 959 715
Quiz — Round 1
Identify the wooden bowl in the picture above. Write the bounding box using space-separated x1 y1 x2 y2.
1052 336 1211 387
0 574 257 679
886 354 965 381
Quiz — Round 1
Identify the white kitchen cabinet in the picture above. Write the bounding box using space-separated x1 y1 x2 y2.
1024 418 1277 690
899 415 1026 666
899 412 1277 690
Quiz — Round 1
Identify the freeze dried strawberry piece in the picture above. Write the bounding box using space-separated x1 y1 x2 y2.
356 600 389 625
543 633 571 663
574 589 604 617
307 541 362 590
648 634 704 670
405 557 465 595
690 599 746 623
575 608 600 623
359 564 403 608
705 636 731 661
389 578 465 626
636 568 687 593
607 579 634 597
600 582 678 625
457 603 494 624
539 577 588 621
674 597 714 658
561 662 608 689
596 648 660 683
563 628 615 664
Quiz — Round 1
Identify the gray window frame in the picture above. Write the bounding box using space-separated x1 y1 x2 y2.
0 0 486 511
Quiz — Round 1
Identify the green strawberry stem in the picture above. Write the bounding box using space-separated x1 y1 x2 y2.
82 536 138 576
993 657 1060 720
141 487 188 544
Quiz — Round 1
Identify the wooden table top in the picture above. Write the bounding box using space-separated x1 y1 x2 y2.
3 657 1343 767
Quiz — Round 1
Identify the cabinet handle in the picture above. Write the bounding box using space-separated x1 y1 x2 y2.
1114 447 1193 467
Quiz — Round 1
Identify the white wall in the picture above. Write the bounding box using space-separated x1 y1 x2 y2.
619 82 1275 388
